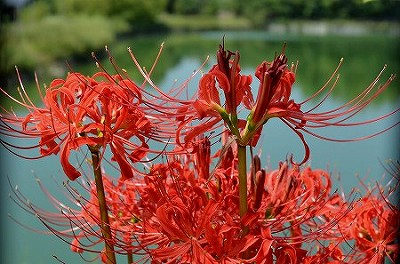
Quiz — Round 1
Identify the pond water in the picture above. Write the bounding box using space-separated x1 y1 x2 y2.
1 31 399 263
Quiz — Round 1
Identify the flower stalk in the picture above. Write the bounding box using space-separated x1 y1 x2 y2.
237 144 248 233
127 252 133 264
89 147 116 264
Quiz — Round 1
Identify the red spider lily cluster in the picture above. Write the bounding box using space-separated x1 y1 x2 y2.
1 42 399 264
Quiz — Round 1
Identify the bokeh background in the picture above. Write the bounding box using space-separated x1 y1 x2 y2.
1 0 399 263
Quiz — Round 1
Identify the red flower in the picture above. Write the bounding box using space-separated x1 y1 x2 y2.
242 48 397 164
348 196 399 263
192 72 224 119
213 42 254 114
184 44 397 165
4 43 399 264
179 43 254 150
9 143 399 263
251 48 297 125
1 69 152 180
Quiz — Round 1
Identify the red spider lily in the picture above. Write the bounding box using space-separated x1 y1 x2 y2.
250 45 296 126
244 51 397 163
193 42 253 120
8 141 400 263
247 159 350 245
251 160 335 220
179 43 254 150
241 46 298 145
349 197 399 263
303 162 400 264
137 152 399 263
91 45 220 155
134 148 372 263
1 44 208 182
131 140 275 263
184 44 397 165
3 42 399 264
328 173 400 264
0 69 152 180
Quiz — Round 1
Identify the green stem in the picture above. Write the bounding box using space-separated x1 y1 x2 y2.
127 252 133 264
238 144 250 261
237 144 248 219
90 148 117 264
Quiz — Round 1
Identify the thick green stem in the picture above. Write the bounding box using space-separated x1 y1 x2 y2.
238 143 250 261
90 148 117 264
237 145 248 219
127 252 133 264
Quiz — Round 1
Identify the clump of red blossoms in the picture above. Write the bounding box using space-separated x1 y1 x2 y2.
0 68 152 180
1 42 399 264
178 43 398 162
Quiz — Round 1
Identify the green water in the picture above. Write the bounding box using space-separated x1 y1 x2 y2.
1 31 399 263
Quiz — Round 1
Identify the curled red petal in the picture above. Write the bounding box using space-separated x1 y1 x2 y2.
60 142 81 180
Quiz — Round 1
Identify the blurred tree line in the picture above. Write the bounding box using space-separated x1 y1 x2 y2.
1 0 398 86
166 0 399 26
20 0 167 30
1 0 167 81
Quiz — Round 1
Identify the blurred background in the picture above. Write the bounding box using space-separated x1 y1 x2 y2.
0 0 399 263
1 0 399 86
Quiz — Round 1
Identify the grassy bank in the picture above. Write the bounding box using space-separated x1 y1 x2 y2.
4 15 128 71
160 14 400 36
158 13 251 31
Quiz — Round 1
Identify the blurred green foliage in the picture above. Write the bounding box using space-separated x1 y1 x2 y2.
158 13 251 31
3 0 399 80
3 0 167 75
51 0 110 16
7 15 127 70
107 0 167 29
168 0 399 21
